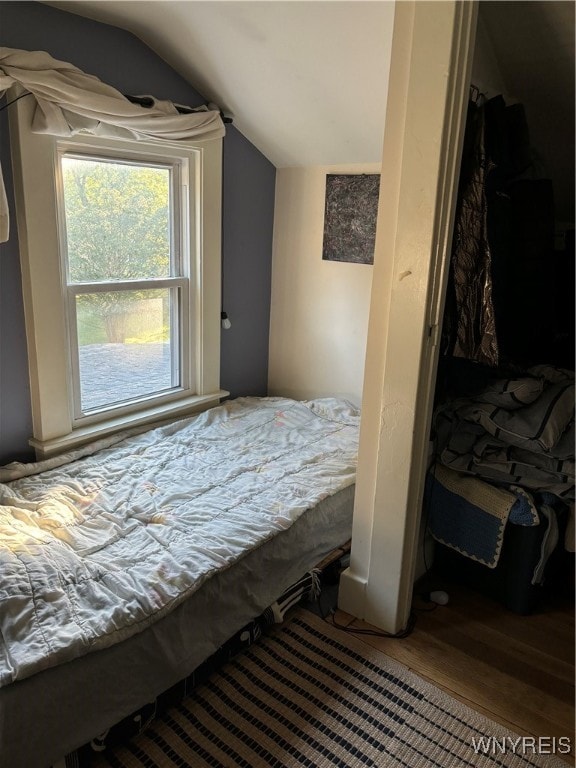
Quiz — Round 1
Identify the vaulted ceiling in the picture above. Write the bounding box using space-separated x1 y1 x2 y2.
44 1 396 168
43 0 574 206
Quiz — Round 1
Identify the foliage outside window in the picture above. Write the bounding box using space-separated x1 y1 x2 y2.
9 92 224 457
59 155 185 416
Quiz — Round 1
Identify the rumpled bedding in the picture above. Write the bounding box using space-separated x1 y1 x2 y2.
431 365 575 569
0 397 360 686
434 365 574 501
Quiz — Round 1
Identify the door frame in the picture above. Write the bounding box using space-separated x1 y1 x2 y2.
339 0 478 632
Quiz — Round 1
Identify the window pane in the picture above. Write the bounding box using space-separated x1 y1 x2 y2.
62 156 172 282
76 289 178 412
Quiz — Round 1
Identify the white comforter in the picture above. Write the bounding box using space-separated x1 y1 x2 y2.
0 397 359 685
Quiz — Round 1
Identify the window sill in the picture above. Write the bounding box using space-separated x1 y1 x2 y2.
29 390 230 459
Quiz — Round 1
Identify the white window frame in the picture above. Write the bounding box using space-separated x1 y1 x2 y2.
56 147 190 423
9 89 227 458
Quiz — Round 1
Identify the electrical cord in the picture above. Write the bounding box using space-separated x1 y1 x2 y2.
0 91 33 111
324 607 418 639
311 472 445 640
314 586 442 640
412 602 439 613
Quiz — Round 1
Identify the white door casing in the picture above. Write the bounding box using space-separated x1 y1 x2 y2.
338 0 478 632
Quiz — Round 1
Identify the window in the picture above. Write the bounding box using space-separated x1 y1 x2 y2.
9 93 225 457
58 152 189 418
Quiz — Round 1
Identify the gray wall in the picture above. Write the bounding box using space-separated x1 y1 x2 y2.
0 1 275 463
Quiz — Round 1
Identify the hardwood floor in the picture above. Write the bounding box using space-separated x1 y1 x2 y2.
334 580 575 764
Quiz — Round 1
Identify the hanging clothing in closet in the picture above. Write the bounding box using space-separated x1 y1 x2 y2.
443 94 555 369
444 97 499 367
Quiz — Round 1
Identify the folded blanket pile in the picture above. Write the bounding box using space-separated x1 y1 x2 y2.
427 463 554 572
434 365 574 501
430 365 575 570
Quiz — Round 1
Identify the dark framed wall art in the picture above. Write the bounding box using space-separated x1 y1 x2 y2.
322 174 380 264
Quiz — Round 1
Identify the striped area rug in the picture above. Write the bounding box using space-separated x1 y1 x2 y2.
92 610 567 768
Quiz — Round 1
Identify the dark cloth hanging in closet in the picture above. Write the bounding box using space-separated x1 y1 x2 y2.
444 95 555 369
491 178 555 365
484 96 555 368
444 99 499 367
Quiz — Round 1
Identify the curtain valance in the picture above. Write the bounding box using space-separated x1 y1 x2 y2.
0 47 226 242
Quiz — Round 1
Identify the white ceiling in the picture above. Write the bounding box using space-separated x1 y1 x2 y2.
44 1 396 168
40 0 575 191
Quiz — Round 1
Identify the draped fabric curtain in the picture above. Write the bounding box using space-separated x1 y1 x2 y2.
0 47 226 242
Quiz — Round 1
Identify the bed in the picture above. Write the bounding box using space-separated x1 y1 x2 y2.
0 396 360 768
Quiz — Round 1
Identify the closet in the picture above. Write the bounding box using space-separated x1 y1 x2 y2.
424 0 575 613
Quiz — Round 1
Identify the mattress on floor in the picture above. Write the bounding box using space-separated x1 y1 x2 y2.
3 486 355 768
0 396 359 768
